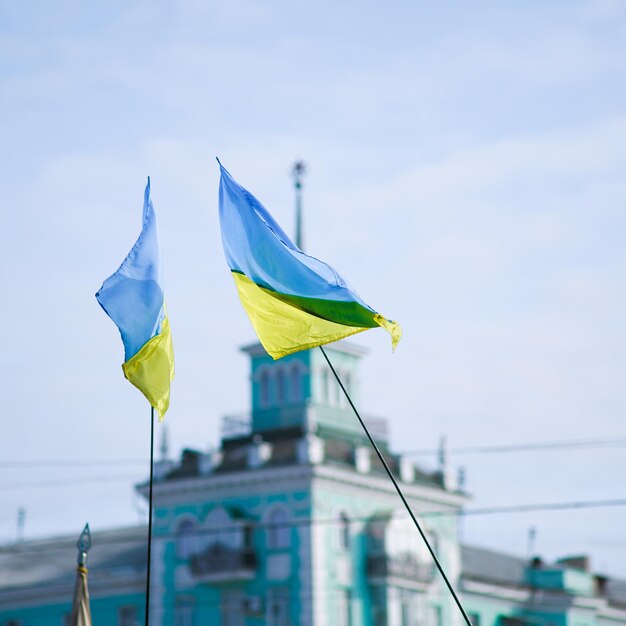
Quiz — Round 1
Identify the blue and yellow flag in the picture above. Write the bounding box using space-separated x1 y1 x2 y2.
96 179 174 418
218 161 401 359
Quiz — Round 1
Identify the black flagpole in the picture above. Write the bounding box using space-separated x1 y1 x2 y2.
145 407 155 626
319 346 472 626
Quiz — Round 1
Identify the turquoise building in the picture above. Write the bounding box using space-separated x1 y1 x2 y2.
1 341 625 626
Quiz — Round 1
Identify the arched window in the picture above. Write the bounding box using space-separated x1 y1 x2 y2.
338 512 351 550
342 372 351 404
176 519 196 559
267 507 290 550
428 530 439 558
334 371 342 406
290 365 302 402
260 370 270 407
174 596 195 626
322 368 330 404
275 368 287 405
267 587 290 626
206 507 241 549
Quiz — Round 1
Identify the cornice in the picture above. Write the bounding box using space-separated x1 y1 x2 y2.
461 578 531 602
600 605 626 621
311 464 469 509
461 578 626 618
138 465 314 504
137 461 470 516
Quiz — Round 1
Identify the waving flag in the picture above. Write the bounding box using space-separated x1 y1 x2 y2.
96 179 174 418
218 161 401 359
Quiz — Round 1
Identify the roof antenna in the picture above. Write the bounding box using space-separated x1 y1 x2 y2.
160 424 169 461
291 160 307 250
438 435 448 471
527 526 537 560
457 466 466 491
16 507 25 543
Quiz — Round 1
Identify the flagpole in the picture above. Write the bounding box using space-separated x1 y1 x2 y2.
71 524 92 626
145 407 155 626
319 346 473 626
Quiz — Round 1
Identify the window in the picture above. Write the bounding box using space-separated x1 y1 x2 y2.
400 590 417 626
322 368 330 403
176 518 196 559
428 531 439 558
428 606 443 626
367 520 385 553
334 370 342 405
260 370 270 407
290 365 302 402
221 589 244 626
337 590 352 626
401 597 411 626
267 587 290 626
338 512 351 550
275 368 286 404
206 506 242 550
118 605 138 626
371 587 387 626
268 507 290 549
175 597 195 626
342 372 351 404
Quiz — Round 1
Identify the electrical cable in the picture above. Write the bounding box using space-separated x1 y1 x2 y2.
402 435 626 457
0 474 145 490
2 434 626 470
3 497 626 556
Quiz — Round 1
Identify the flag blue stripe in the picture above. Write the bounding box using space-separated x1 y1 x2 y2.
218 163 375 310
96 178 165 361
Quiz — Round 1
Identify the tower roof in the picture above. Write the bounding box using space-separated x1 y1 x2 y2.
239 340 368 357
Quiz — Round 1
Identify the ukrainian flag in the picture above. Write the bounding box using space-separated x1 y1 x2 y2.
96 179 174 419
218 161 401 359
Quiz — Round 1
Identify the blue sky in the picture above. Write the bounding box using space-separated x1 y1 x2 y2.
1 1 625 575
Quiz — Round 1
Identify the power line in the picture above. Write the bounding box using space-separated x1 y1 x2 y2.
1 439 625 490
3 497 626 555
401 435 626 456
0 459 146 468
433 498 626 518
2 435 626 470
0 474 144 491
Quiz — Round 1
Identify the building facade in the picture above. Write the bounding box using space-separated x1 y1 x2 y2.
1 342 625 626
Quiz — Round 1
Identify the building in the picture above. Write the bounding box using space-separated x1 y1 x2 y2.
1 341 625 626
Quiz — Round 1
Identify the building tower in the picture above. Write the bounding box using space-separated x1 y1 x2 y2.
146 338 466 626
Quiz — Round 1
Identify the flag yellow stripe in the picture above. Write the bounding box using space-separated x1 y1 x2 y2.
122 315 174 419
373 313 402 351
233 272 370 359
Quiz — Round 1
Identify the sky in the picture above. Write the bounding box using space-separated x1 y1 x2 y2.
1 0 625 576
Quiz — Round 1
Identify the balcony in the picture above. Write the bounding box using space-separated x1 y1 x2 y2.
189 544 257 583
222 410 388 442
368 553 435 584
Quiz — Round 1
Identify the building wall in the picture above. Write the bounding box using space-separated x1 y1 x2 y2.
0 591 146 626
151 466 315 626
3 344 626 626
310 465 464 626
